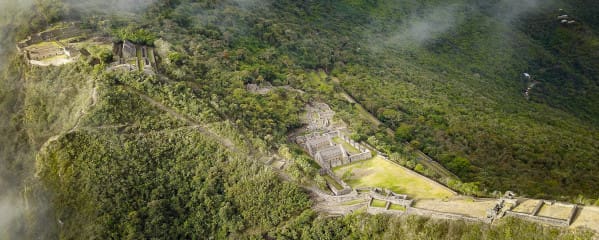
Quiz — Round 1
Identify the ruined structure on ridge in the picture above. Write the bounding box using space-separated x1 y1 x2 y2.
110 40 157 73
16 22 91 66
305 134 333 156
298 131 372 170
315 145 348 168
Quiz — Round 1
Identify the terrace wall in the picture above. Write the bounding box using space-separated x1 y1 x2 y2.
349 152 372 162
504 211 570 227
407 207 493 224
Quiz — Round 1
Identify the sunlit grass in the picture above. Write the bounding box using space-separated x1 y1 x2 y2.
334 156 455 199
371 199 387 208
332 136 360 154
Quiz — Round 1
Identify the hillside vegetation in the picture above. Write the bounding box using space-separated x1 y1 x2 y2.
1 0 598 239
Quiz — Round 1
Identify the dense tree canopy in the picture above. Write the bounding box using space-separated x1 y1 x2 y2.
1 0 598 239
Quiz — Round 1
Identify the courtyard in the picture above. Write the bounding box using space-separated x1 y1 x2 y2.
333 156 455 199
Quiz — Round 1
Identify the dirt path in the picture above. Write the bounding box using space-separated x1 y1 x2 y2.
41 77 98 151
123 86 236 150
68 78 97 133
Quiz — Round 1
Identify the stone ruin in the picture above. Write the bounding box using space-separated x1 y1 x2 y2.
504 199 578 227
293 102 375 196
483 191 578 227
297 131 372 170
297 101 584 229
486 191 518 220
303 102 336 131
17 22 88 66
16 22 85 51
321 168 353 196
367 187 413 208
110 40 157 74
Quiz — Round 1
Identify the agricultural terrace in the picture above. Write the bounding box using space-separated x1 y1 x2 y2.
512 199 540 214
334 156 455 199
414 198 497 218
537 204 573 220
370 199 388 208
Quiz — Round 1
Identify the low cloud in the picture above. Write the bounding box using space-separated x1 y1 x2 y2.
386 3 464 48
0 0 33 68
65 0 157 13
0 0 158 238
369 0 555 51
496 0 544 21
370 4 465 52
0 193 25 238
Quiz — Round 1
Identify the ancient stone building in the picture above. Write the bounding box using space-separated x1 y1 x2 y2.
27 46 66 61
110 40 156 73
122 40 137 60
17 23 84 50
306 135 333 156
300 131 373 170
315 145 348 168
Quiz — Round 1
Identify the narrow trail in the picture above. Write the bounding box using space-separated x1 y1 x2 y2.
68 78 97 133
123 85 237 150
41 78 98 152
158 77 267 158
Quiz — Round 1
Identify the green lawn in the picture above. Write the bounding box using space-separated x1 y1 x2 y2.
371 199 388 208
28 41 61 49
389 204 406 211
332 136 360 154
334 157 455 199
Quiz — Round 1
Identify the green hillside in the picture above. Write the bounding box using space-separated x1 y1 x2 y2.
1 0 598 239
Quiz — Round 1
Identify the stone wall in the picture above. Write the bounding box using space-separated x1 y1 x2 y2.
340 133 368 152
407 207 493 224
18 24 84 50
349 152 372 162
306 135 333 156
329 184 353 196
28 48 66 60
322 169 353 196
111 41 157 73
368 188 413 207
504 211 570 227
312 188 366 203
502 199 578 227
316 145 348 168
567 205 578 225
365 204 492 224
367 207 406 215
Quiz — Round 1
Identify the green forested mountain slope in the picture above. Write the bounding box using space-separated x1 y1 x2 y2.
211 0 599 197
1 0 599 239
157 0 599 198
